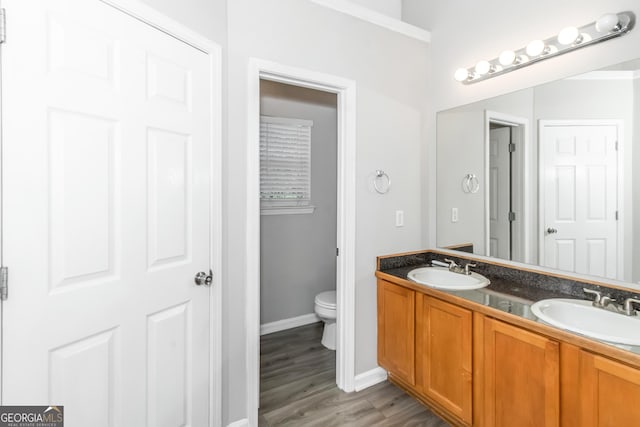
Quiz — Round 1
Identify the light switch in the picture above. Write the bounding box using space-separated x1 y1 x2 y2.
451 208 459 223
396 210 404 227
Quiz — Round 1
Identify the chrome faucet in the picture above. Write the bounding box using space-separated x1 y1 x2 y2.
464 263 477 275
583 288 616 309
444 258 465 274
444 259 476 275
623 298 640 316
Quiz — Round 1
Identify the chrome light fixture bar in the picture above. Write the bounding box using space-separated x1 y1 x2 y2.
455 12 636 85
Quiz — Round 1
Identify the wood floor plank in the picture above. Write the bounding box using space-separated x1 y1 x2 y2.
259 323 449 426
260 369 337 413
263 387 385 427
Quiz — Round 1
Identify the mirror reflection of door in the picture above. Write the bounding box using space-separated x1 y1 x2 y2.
489 125 513 259
540 120 621 280
486 112 528 264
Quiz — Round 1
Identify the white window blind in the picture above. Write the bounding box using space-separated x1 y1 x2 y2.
260 116 313 209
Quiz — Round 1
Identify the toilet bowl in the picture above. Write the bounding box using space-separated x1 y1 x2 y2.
314 290 337 350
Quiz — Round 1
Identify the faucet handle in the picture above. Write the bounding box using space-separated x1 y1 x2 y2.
464 263 477 275
583 288 602 305
599 295 616 308
444 258 459 268
623 298 640 316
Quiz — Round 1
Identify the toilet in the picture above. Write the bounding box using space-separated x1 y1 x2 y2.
314 290 337 350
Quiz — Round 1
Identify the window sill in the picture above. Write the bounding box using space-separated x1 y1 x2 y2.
260 206 316 216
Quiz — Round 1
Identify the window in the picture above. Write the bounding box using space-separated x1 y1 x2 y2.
260 116 314 214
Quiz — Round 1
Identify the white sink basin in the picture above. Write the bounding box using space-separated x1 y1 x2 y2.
407 266 490 290
531 298 640 346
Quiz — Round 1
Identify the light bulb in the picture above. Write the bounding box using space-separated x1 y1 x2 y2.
475 60 491 75
558 26 580 45
596 13 620 33
454 68 469 82
499 50 516 66
526 39 546 57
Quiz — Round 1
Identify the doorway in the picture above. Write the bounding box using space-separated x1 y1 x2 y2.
485 111 530 264
246 60 356 426
488 124 514 259
259 80 337 338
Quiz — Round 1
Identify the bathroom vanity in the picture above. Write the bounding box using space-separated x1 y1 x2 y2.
376 249 640 427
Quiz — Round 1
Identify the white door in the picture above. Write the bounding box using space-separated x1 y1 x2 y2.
489 126 511 259
540 121 619 279
2 1 218 426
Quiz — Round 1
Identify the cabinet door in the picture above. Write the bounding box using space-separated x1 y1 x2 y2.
578 351 640 427
417 295 472 424
377 280 415 385
484 318 560 427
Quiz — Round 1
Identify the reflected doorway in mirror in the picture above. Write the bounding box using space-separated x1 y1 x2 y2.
485 111 531 264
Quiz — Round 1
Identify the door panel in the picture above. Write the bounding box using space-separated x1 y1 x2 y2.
484 318 559 427
540 122 619 279
579 351 640 427
377 280 415 385
489 127 511 259
417 295 472 424
2 1 215 425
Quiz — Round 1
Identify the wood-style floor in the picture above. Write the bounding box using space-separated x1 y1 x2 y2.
259 322 450 426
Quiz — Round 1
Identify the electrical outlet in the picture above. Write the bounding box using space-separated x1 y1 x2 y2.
451 207 459 223
395 210 404 227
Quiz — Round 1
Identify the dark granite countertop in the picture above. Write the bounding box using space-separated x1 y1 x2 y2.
378 251 640 355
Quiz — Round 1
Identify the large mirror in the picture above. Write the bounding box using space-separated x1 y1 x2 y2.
437 58 640 284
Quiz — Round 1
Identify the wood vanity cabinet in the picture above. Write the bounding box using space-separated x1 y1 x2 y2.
482 318 560 427
575 350 640 426
377 279 415 385
376 275 640 427
416 294 472 424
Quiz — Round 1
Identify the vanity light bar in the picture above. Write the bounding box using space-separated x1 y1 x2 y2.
455 11 636 85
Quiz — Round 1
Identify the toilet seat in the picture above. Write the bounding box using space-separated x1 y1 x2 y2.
315 291 336 310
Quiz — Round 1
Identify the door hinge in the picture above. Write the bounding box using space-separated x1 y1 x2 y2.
508 211 516 222
0 267 8 301
336 248 340 256
508 142 516 153
615 140 619 151
615 211 619 220
0 9 6 44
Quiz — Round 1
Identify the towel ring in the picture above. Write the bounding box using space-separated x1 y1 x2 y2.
462 174 479 194
374 170 391 194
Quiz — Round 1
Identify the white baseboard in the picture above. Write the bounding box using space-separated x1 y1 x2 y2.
354 366 388 392
260 313 320 336
227 419 249 427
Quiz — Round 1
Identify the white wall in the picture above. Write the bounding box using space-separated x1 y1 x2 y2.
423 1 640 249
138 0 227 43
226 0 429 422
350 0 402 20
401 0 431 30
259 81 337 325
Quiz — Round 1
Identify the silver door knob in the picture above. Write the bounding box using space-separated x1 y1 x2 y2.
546 227 558 234
194 270 213 286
